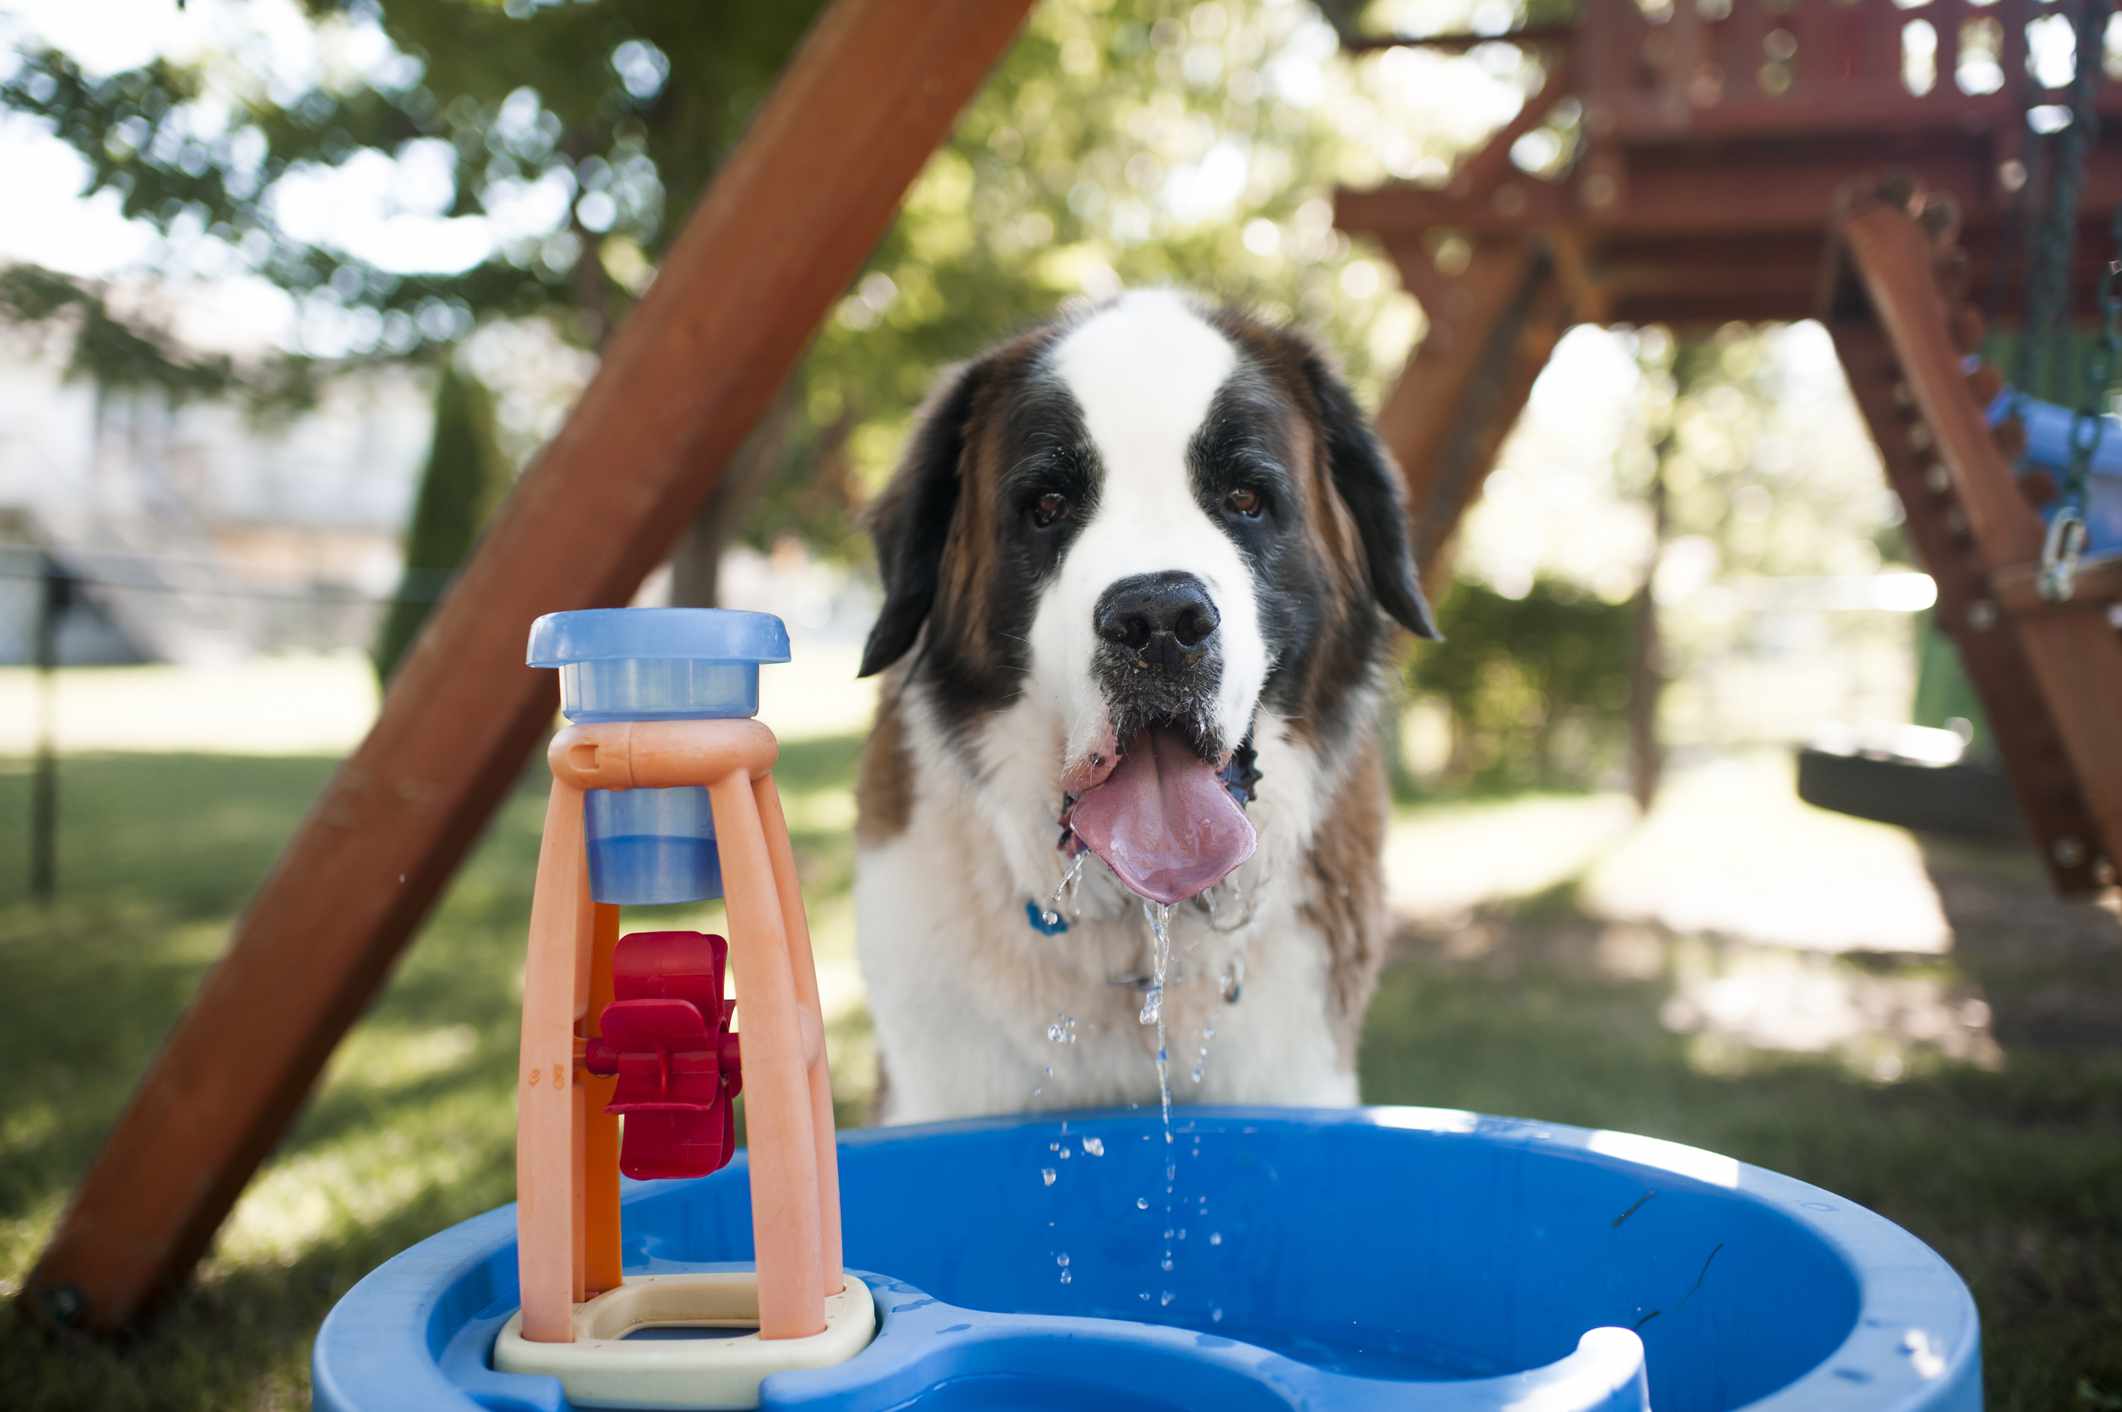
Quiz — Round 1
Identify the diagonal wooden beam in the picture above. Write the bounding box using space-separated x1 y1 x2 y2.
1832 324 2106 896
24 0 1034 1334
1371 245 1565 593
1835 195 2122 895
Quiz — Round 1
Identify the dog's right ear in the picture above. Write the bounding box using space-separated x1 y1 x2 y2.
858 359 987 678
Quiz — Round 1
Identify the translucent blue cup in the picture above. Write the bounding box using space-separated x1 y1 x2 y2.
527 608 791 905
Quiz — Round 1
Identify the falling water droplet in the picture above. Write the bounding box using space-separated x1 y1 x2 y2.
1056 1252 1070 1267
1053 851 1087 910
1209 1232 1223 1246
1040 1168 1057 1186
1211 1307 1224 1324
1081 1136 1104 1156
1136 1197 1150 1210
1160 1291 1175 1307
1059 1269 1072 1285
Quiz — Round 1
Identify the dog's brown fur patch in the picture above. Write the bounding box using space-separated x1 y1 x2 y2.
1300 734 1392 1069
932 404 1006 666
856 685 916 844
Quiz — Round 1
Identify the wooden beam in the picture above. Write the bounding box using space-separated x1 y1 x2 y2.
1341 22 1572 54
23 0 1034 1334
1372 248 1563 591
1836 195 2122 893
1833 324 2105 896
1338 140 2122 242
1992 556 2122 620
1376 246 1529 514
1545 229 1608 325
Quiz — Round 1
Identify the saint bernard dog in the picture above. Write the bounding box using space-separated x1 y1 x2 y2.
852 289 1437 1124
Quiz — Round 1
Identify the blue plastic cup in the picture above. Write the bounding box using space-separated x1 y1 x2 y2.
527 608 791 905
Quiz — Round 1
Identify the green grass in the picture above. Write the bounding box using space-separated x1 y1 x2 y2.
1 746 2119 1409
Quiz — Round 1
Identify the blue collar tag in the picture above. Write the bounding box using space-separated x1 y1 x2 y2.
1025 900 1070 935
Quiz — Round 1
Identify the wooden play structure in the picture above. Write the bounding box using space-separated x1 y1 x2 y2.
23 0 2122 1336
1337 0 2122 896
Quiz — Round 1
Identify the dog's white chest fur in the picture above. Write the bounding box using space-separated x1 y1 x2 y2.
856 703 1356 1124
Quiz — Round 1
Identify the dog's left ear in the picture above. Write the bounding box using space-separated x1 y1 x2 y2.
1299 348 1441 640
858 358 989 677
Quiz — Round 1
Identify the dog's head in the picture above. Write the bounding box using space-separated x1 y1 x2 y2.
859 290 1436 904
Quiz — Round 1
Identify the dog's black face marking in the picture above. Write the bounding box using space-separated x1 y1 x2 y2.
1203 311 1440 754
862 344 1109 744
861 295 1436 783
1186 367 1331 728
993 372 1102 594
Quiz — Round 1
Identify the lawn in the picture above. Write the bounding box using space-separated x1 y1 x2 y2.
1 735 2118 1410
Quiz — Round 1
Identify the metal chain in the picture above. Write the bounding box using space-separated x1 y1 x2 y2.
2032 0 2113 600
2014 130 2060 409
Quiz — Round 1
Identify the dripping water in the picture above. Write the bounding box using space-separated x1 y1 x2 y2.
1190 1020 1216 1086
1140 900 1177 1306
1040 851 1089 928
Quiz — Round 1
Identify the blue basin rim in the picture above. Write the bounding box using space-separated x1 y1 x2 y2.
311 1108 1980 1412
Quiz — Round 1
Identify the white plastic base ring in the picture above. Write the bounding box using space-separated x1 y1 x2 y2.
493 1273 875 1410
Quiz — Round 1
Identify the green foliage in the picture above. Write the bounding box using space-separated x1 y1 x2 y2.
1410 577 1633 789
0 4 826 357
372 363 506 681
1 0 1489 566
0 265 226 399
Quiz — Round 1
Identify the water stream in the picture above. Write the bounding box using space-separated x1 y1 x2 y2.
1140 900 1177 1305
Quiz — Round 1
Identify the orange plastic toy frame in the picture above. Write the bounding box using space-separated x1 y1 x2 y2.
515 717 844 1344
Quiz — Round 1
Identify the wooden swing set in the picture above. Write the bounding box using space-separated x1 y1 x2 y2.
23 0 2122 1336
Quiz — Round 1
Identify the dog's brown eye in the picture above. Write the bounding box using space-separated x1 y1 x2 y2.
1032 492 1070 528
1226 487 1263 518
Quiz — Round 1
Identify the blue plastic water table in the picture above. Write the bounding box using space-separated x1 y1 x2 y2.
313 1107 1980 1411
526 608 790 906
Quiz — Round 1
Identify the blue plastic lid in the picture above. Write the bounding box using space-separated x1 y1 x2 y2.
526 608 791 667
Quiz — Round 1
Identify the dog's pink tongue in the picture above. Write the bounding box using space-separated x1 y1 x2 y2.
1068 730 1255 906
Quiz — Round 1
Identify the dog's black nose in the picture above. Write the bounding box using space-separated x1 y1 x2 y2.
1094 571 1220 671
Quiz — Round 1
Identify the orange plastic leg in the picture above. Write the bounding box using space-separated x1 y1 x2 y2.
755 773 845 1297
709 770 826 1340
518 779 593 1343
582 903 623 1297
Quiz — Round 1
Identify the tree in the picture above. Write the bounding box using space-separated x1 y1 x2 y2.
3 0 1557 595
1409 577 1634 791
372 361 505 681
1620 335 1717 811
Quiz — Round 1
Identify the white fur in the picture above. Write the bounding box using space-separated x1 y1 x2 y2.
1032 291 1271 770
856 291 1360 1123
857 686 1355 1123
